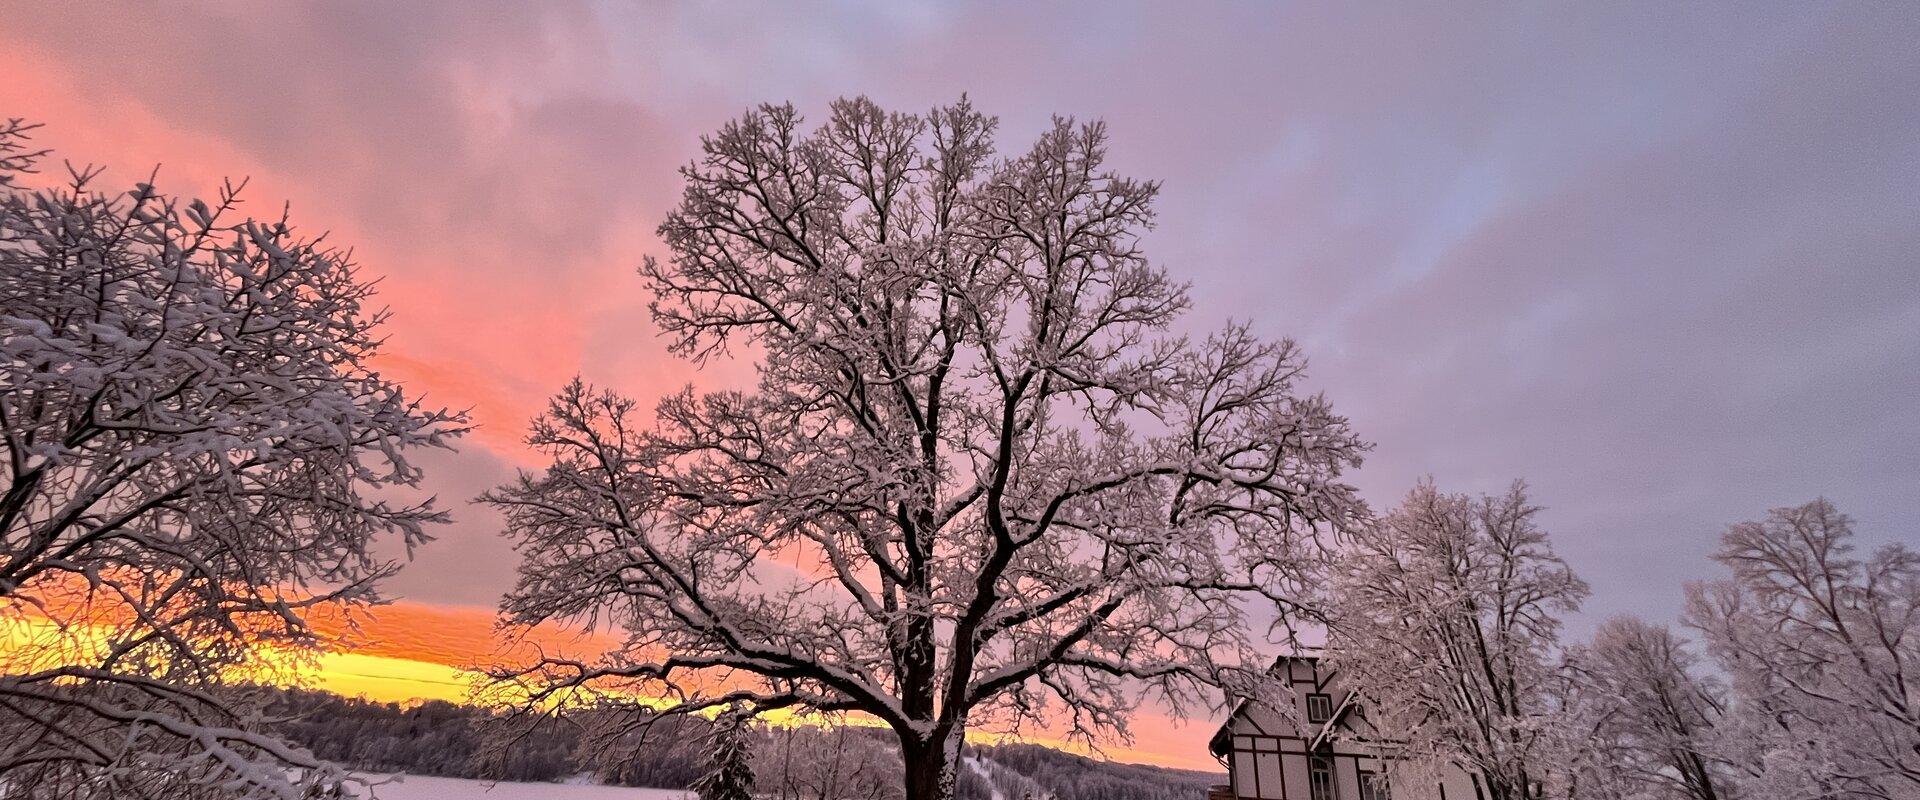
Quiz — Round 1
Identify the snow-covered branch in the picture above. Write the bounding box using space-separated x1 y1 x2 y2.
1324 481 1586 800
489 96 1368 800
1685 499 1919 799
0 117 466 798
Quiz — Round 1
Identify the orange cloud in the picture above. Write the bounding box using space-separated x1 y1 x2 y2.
308 601 610 669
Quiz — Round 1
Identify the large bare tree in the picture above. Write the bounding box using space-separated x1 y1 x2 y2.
1685 499 1919 800
1562 617 1742 800
0 118 465 798
1324 480 1587 800
485 97 1368 800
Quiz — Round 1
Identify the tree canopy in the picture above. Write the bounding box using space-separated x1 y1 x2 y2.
487 96 1368 800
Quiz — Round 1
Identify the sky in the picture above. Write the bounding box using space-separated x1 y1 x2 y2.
2 0 1917 771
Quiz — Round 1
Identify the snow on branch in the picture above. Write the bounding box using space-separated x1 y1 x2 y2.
0 117 467 798
488 96 1368 800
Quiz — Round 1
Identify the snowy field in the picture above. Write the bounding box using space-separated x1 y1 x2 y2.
353 774 691 800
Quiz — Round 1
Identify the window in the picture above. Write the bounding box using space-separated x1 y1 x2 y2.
1306 692 1334 723
1309 757 1336 800
1359 773 1390 800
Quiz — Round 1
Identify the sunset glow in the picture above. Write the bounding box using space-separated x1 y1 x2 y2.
1 598 1220 770
4 3 1914 786
302 604 1227 770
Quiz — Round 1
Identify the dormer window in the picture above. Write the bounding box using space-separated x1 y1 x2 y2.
1306 692 1333 723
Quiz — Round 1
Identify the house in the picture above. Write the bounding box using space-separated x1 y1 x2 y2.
1208 656 1479 800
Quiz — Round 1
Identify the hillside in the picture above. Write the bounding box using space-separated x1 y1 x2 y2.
959 744 1221 800
259 687 1221 800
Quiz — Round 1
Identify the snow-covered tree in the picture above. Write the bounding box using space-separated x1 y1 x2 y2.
1562 617 1741 800
0 118 44 188
1684 499 1918 800
0 118 465 798
694 705 758 800
484 97 1369 800
759 722 903 800
1324 480 1587 800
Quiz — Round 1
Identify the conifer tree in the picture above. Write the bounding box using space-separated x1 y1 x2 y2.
694 706 758 800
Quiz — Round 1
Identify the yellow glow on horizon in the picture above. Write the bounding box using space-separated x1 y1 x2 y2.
1 602 1221 772
305 651 482 706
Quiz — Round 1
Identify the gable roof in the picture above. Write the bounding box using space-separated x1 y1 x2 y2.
1207 654 1323 758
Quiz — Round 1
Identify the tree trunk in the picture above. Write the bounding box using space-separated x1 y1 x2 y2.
902 727 962 800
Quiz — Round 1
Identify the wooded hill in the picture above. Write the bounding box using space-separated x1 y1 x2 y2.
259 687 1222 800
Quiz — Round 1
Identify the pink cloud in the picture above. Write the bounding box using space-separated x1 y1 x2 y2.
5 2 1916 770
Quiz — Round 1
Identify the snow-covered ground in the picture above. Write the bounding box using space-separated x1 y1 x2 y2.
351 774 691 800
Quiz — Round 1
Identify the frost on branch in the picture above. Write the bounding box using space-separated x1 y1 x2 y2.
1558 616 1741 800
0 119 467 798
1323 481 1587 800
692 704 757 800
484 96 1369 800
1684 499 1919 799
0 118 49 188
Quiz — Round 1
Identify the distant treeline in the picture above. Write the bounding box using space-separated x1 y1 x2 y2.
258 687 705 789
256 687 1221 800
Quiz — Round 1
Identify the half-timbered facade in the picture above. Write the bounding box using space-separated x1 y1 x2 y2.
1209 656 1478 800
